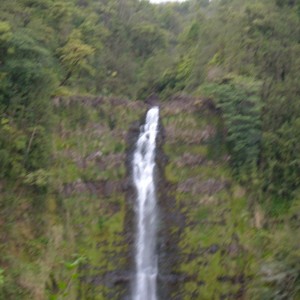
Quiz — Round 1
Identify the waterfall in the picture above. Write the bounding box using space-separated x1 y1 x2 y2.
132 107 159 300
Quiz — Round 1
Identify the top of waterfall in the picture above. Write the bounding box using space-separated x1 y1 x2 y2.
146 107 159 125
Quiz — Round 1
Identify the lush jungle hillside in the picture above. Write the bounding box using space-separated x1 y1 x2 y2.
0 0 299 299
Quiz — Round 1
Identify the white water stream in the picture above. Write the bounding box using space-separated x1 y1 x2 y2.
132 107 159 300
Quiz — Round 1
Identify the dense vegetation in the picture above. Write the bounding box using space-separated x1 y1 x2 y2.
0 0 299 299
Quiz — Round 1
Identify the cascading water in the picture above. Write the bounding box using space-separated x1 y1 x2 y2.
132 107 159 300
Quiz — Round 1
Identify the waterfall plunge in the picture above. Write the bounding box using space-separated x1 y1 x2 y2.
132 107 159 300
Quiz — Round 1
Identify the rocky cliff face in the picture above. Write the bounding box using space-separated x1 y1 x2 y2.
3 95 291 300
160 98 251 299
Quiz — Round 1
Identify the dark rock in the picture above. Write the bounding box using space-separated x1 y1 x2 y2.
161 94 201 115
201 98 222 114
86 150 103 161
62 179 125 197
198 280 205 286
145 93 159 106
94 153 126 171
227 242 240 256
217 275 231 283
175 153 206 168
164 124 216 145
178 177 229 195
208 244 219 254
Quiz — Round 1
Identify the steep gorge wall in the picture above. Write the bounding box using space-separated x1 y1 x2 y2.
52 97 148 300
160 98 252 299
0 97 148 300
2 95 294 300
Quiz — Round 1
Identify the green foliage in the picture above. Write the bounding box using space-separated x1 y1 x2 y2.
6 28 55 97
0 0 299 299
140 54 193 99
64 255 86 270
0 117 27 179
0 268 4 286
0 21 12 38
23 169 51 188
130 23 167 58
167 0 300 203
250 203 300 299
202 76 262 179
58 29 95 85
261 118 300 200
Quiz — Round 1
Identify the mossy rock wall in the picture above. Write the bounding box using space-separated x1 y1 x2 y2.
160 98 254 299
1 95 299 300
